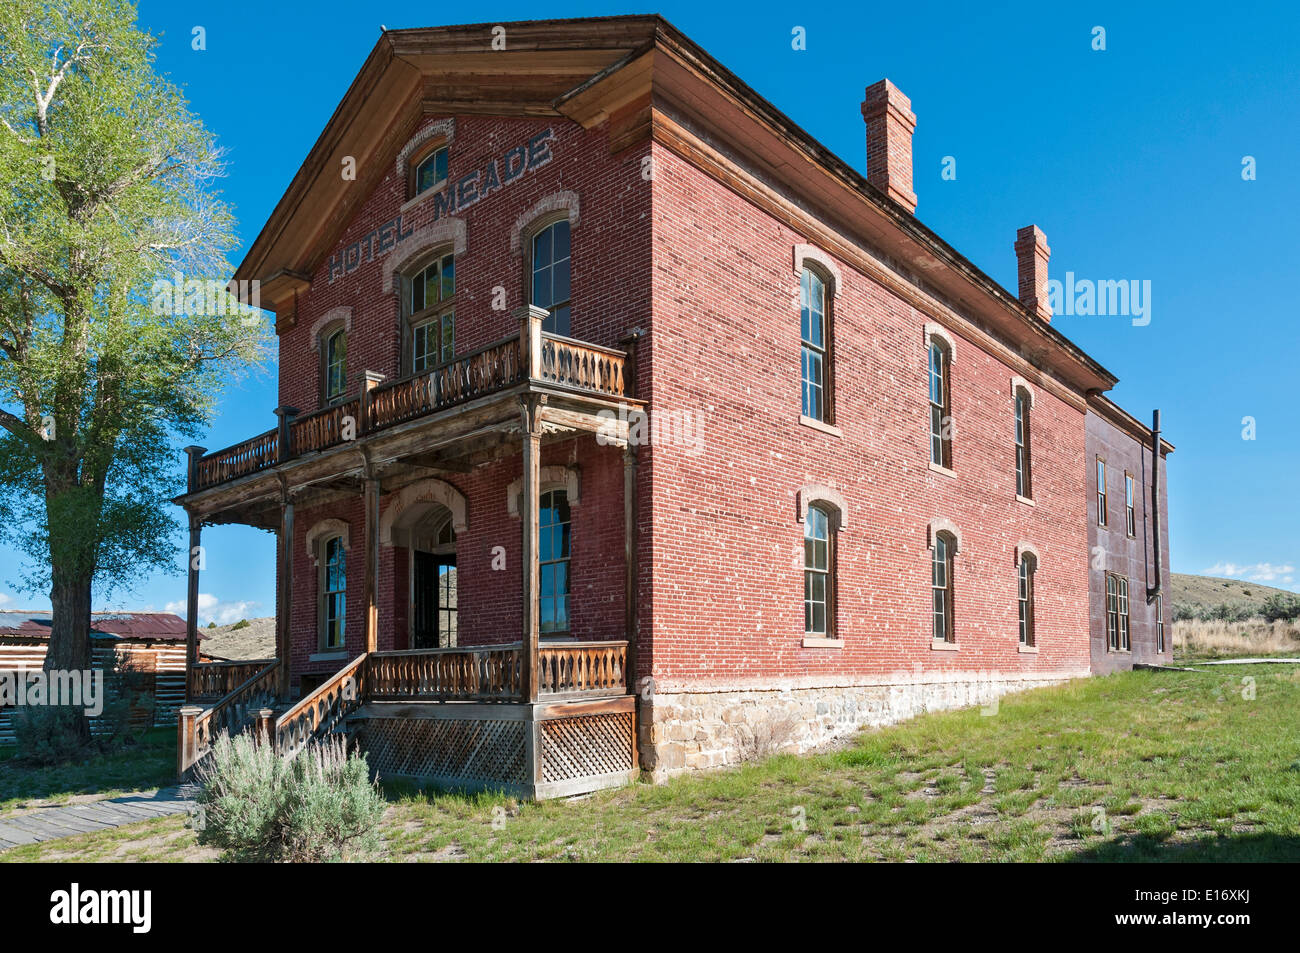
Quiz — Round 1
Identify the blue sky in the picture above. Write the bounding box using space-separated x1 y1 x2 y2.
2 0 1297 619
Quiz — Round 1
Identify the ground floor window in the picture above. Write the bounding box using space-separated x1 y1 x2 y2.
1106 572 1130 651
1156 593 1165 653
539 489 571 634
932 533 955 642
804 504 832 636
1018 554 1036 646
320 535 346 650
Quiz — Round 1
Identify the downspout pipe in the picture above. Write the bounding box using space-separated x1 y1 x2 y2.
1147 409 1163 602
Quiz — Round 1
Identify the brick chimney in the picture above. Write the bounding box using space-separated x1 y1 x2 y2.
861 79 917 213
1014 225 1052 322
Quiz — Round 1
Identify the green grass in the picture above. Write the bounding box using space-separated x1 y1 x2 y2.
0 726 177 816
6 668 1300 862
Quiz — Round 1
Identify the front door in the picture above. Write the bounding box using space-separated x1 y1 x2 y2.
413 550 457 649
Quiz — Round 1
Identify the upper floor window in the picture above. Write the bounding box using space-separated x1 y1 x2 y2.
804 504 834 637
1018 553 1036 647
412 144 448 198
539 489 571 634
530 219 571 337
928 342 952 468
1015 389 1032 498
410 252 455 372
1096 457 1108 527
1125 472 1136 537
323 327 347 404
320 535 346 651
800 268 829 423
1106 572 1130 651
932 532 955 643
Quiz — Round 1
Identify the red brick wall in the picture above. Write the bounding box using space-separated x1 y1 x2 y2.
275 114 649 688
271 109 1102 693
278 114 651 413
285 436 628 686
644 140 1092 684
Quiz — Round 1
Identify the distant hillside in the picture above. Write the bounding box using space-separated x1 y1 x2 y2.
1171 573 1295 616
200 616 275 660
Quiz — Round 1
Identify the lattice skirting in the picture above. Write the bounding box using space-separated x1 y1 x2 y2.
354 716 529 789
539 712 635 783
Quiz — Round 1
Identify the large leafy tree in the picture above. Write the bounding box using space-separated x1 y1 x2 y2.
0 0 268 736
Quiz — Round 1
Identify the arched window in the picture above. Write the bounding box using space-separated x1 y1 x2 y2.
412 144 449 197
804 504 834 636
530 219 571 337
323 327 347 404
320 535 346 651
800 267 830 423
408 251 455 372
1015 388 1032 498
932 532 955 643
1018 553 1036 647
928 340 952 468
539 489 571 634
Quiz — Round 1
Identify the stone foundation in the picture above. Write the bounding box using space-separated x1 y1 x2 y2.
638 670 1085 778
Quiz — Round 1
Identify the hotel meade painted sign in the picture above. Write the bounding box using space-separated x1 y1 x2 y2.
328 127 556 283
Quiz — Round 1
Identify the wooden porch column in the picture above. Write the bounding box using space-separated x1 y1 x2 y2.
623 445 639 691
183 515 201 704
363 474 380 654
181 445 205 704
519 395 545 702
276 479 294 700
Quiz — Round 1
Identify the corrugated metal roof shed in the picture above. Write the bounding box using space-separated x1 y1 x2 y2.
0 611 193 642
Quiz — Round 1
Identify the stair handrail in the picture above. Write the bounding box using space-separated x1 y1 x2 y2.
179 658 280 776
274 652 370 757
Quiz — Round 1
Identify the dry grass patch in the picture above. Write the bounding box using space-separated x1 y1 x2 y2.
1174 618 1300 660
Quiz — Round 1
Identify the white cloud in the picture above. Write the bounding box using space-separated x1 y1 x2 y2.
1203 562 1296 584
0 593 12 608
164 593 260 626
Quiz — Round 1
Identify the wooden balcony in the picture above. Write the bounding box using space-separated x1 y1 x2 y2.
185 319 636 495
181 642 635 800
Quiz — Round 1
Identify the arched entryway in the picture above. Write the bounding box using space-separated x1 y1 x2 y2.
381 478 468 650
409 511 457 649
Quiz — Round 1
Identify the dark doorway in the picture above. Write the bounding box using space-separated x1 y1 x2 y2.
413 551 457 649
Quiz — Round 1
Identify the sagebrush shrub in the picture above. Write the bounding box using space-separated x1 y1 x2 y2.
11 705 88 765
195 733 385 862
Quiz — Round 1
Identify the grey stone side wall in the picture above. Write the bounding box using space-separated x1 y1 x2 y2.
638 672 1081 778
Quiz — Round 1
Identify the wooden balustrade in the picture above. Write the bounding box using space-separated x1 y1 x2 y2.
178 640 631 780
274 652 368 757
538 641 628 697
368 644 523 702
538 335 627 398
193 430 278 490
187 326 631 493
189 659 278 700
368 336 524 431
290 399 360 456
179 659 280 775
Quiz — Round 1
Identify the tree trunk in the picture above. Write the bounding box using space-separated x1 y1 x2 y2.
44 565 94 745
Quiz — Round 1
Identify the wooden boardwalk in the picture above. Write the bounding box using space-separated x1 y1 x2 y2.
0 786 194 850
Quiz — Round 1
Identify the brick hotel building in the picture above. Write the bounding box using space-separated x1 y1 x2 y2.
177 16 1172 795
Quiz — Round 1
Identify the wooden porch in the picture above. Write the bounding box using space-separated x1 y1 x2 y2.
180 641 636 799
174 306 644 799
